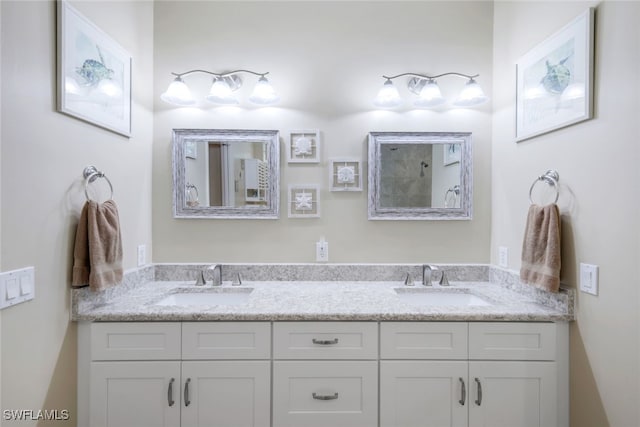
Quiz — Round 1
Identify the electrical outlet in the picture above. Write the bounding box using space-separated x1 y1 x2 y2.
137 244 147 267
498 246 509 268
316 239 329 262
580 263 599 295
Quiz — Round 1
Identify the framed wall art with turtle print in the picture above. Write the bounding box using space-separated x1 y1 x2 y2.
57 0 132 137
515 8 595 142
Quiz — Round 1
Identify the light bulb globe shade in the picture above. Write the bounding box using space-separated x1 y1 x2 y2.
161 77 196 106
414 79 445 108
561 82 585 102
96 78 123 99
249 76 280 105
206 77 239 105
373 80 402 108
452 79 489 107
65 76 83 96
524 83 548 100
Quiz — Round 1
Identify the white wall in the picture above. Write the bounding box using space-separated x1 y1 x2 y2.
0 1 154 425
153 1 493 264
491 2 640 426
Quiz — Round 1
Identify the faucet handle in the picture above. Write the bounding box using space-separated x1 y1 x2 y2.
232 273 243 286
194 270 206 286
404 272 414 286
439 271 450 286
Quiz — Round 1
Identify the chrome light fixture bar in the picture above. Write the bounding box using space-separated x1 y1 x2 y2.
374 72 488 109
161 69 280 107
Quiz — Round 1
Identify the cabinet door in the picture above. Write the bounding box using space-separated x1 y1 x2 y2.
181 361 270 427
469 361 557 427
380 361 468 427
90 361 181 427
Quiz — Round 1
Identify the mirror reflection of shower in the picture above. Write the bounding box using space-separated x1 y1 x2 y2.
420 161 429 177
380 143 433 208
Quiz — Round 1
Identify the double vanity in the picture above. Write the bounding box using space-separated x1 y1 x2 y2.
73 263 573 427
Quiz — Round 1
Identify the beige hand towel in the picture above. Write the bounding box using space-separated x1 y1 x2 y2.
520 204 561 293
72 200 123 291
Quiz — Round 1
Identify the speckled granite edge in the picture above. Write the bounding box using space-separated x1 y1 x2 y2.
72 263 573 320
153 263 490 283
71 265 155 313
489 266 574 318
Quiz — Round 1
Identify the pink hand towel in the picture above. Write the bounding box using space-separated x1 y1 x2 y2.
520 204 561 293
72 200 123 291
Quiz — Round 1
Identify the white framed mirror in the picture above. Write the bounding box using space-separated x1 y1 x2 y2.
368 132 472 220
172 129 280 219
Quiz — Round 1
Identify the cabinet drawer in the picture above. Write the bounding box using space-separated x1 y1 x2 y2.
380 322 468 359
469 322 556 361
273 322 378 359
182 322 271 359
90 322 181 361
273 361 378 427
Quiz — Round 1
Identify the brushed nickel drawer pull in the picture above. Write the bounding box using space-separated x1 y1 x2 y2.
475 378 482 406
184 378 191 407
167 378 175 407
312 338 339 345
312 392 339 400
458 377 466 406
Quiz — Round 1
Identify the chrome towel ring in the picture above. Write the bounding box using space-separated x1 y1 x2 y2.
528 170 559 205
83 165 114 202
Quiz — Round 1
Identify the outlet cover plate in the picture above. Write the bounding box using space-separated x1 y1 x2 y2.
316 241 329 262
137 244 147 267
498 246 509 268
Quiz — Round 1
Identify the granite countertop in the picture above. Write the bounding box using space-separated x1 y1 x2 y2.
72 278 572 322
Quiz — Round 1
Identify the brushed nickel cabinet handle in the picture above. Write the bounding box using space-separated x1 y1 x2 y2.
167 378 175 407
312 338 339 345
458 377 466 406
184 378 191 407
312 392 339 400
475 378 482 406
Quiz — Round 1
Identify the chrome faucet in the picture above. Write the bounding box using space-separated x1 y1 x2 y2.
208 264 222 286
422 264 438 286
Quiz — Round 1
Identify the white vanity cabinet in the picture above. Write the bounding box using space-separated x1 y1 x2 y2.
379 322 568 427
79 322 271 427
79 320 568 427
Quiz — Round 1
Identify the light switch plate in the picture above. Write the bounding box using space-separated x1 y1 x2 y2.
580 263 599 296
0 267 35 310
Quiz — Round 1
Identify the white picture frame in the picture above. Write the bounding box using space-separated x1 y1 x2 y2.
57 0 132 137
288 185 320 218
287 130 320 163
515 8 594 142
330 159 362 192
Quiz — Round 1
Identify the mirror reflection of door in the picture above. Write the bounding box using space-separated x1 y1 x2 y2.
208 143 224 206
185 140 268 208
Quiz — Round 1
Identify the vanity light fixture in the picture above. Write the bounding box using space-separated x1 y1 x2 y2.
374 72 489 109
161 69 280 107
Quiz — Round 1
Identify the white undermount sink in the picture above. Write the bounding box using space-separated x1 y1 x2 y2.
394 288 492 307
154 288 253 307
